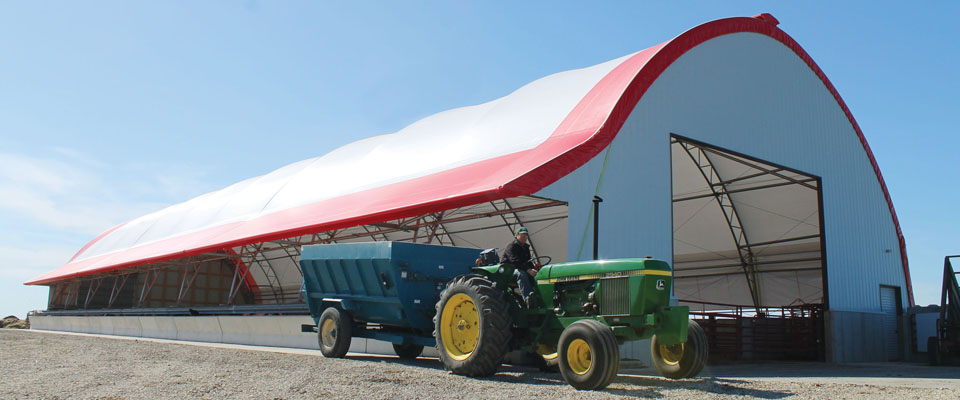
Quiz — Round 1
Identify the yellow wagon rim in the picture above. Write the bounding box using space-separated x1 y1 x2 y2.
440 293 480 361
566 338 592 375
320 318 338 348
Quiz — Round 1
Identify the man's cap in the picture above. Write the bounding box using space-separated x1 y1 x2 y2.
516 227 528 234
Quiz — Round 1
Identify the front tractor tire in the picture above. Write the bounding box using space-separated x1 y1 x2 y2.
318 307 353 358
650 319 709 379
557 319 621 390
434 274 512 376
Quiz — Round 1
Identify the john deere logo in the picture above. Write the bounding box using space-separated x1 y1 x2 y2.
656 279 665 290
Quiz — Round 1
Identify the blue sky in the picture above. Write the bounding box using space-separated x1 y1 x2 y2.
1 1 957 318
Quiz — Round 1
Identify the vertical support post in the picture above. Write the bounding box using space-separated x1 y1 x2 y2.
227 258 251 305
425 212 444 244
592 196 603 260
228 261 241 305
72 282 80 308
411 216 422 243
177 261 202 306
138 269 159 307
939 255 960 348
817 177 829 311
676 138 761 313
61 284 68 308
139 270 150 307
109 276 118 306
59 283 71 308
177 263 189 305
83 280 94 308
49 284 64 309
108 274 131 308
83 278 102 309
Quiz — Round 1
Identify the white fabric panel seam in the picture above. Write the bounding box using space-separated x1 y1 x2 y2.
74 52 636 262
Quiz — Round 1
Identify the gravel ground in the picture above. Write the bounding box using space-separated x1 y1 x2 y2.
2 330 958 399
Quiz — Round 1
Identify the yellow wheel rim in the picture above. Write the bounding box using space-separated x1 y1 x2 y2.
658 342 684 366
320 318 337 348
566 339 592 375
440 293 480 361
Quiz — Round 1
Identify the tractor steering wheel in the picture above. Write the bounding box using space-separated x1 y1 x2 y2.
533 255 552 268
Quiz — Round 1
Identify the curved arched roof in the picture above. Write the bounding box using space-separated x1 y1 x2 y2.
27 14 911 305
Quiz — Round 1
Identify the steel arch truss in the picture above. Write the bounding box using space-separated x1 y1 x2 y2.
671 134 825 311
46 195 568 310
675 137 763 311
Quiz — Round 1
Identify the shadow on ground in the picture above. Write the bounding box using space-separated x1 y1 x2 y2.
609 375 793 399
682 362 960 380
342 354 797 398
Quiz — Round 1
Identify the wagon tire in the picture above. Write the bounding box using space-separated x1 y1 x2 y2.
318 307 353 358
434 274 512 376
393 343 424 360
557 319 620 390
651 319 708 379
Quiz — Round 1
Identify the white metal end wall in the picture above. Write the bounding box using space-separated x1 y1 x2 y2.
539 32 907 314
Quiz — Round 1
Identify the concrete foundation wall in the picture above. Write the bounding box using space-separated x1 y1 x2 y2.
30 315 440 358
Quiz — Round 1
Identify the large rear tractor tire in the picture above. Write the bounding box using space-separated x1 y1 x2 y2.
434 274 512 376
393 343 424 360
318 307 353 358
557 319 620 390
651 319 708 379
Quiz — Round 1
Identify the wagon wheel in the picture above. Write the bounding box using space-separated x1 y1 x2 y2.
318 307 353 358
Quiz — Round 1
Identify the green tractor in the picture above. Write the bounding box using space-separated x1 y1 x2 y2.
434 255 708 390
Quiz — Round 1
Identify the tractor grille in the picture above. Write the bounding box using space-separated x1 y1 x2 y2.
600 277 629 315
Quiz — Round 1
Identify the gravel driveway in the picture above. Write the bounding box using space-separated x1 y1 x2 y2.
2 330 957 399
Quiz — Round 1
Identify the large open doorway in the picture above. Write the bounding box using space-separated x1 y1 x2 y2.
670 134 826 361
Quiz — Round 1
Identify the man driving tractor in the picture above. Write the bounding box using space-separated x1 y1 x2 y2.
502 226 538 307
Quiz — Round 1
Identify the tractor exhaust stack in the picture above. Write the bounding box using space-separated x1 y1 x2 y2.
593 196 603 260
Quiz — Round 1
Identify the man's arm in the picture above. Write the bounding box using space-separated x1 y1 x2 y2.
501 242 518 265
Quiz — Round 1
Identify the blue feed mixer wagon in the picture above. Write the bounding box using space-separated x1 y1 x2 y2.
299 241 482 358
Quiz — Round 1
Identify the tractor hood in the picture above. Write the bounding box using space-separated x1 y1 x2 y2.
535 259 672 283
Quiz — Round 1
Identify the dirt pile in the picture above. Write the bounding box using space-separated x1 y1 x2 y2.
1 315 28 329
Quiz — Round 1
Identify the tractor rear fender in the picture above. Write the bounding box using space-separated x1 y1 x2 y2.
471 263 515 276
471 264 517 289
652 306 689 346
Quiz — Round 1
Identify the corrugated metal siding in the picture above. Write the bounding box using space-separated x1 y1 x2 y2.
540 32 906 311
537 32 908 361
879 286 899 360
826 310 888 362
537 106 674 265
